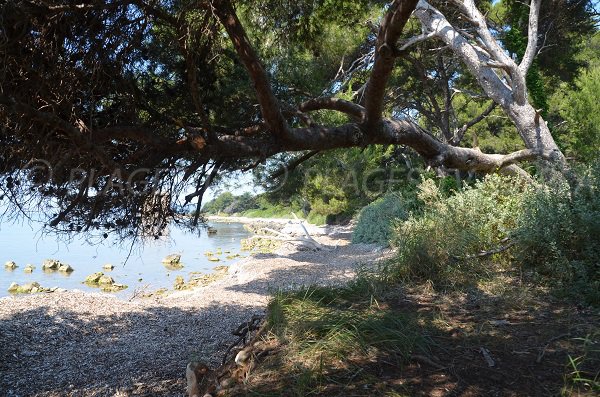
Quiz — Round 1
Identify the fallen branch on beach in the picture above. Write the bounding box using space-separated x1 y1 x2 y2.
250 227 327 251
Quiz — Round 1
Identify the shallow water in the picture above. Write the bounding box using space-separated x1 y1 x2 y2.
0 221 250 298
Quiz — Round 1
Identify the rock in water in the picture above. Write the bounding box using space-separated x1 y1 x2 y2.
58 264 74 273
24 264 35 273
8 282 43 294
98 275 115 285
42 259 61 271
4 261 17 270
85 272 104 284
103 263 115 271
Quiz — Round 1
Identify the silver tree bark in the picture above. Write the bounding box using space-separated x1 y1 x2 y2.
413 0 567 168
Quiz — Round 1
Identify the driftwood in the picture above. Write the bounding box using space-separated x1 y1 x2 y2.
249 214 328 251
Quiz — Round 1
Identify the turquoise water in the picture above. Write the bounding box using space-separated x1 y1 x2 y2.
0 221 250 298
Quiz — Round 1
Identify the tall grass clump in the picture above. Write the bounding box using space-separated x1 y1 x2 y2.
389 175 527 288
352 192 416 246
515 162 600 305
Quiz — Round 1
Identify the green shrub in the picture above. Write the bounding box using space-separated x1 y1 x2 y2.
516 163 600 305
389 175 527 288
352 192 415 246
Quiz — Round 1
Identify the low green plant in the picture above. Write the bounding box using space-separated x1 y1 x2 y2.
268 276 425 366
389 174 527 288
352 192 416 246
515 162 600 305
562 332 600 394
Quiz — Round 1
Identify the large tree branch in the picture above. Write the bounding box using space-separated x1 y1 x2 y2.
213 0 291 142
451 0 528 104
519 0 541 74
299 98 366 121
363 0 420 127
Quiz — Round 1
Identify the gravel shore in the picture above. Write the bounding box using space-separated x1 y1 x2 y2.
0 232 389 397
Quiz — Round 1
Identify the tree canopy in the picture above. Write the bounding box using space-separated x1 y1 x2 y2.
0 0 597 237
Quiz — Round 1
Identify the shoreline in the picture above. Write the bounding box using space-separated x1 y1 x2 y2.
208 214 302 224
0 230 387 397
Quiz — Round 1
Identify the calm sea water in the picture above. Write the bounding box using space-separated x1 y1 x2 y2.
0 221 251 298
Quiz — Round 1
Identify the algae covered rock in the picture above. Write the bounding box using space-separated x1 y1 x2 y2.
24 264 35 273
8 281 45 294
98 275 115 285
85 272 104 284
103 263 115 271
162 254 183 269
174 275 186 290
42 259 61 271
58 263 74 273
4 261 17 270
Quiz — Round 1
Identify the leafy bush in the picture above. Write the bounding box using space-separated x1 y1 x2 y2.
352 192 416 246
389 175 527 288
515 163 600 305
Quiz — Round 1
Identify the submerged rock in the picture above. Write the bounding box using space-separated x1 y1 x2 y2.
24 264 35 273
207 256 220 262
4 261 17 270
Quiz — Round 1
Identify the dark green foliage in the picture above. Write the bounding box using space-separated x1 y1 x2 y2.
549 58 600 163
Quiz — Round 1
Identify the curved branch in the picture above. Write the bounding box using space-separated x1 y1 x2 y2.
269 150 320 179
363 0 420 127
213 0 290 142
519 0 541 74
299 98 366 121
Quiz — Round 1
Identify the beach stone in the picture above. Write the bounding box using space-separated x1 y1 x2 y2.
58 264 74 273
174 275 186 290
4 261 17 270
98 275 115 285
103 263 115 271
8 282 43 294
42 259 61 270
24 264 35 273
85 272 104 284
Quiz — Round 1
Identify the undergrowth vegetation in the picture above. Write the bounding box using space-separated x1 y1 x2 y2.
252 274 428 396
353 161 600 305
